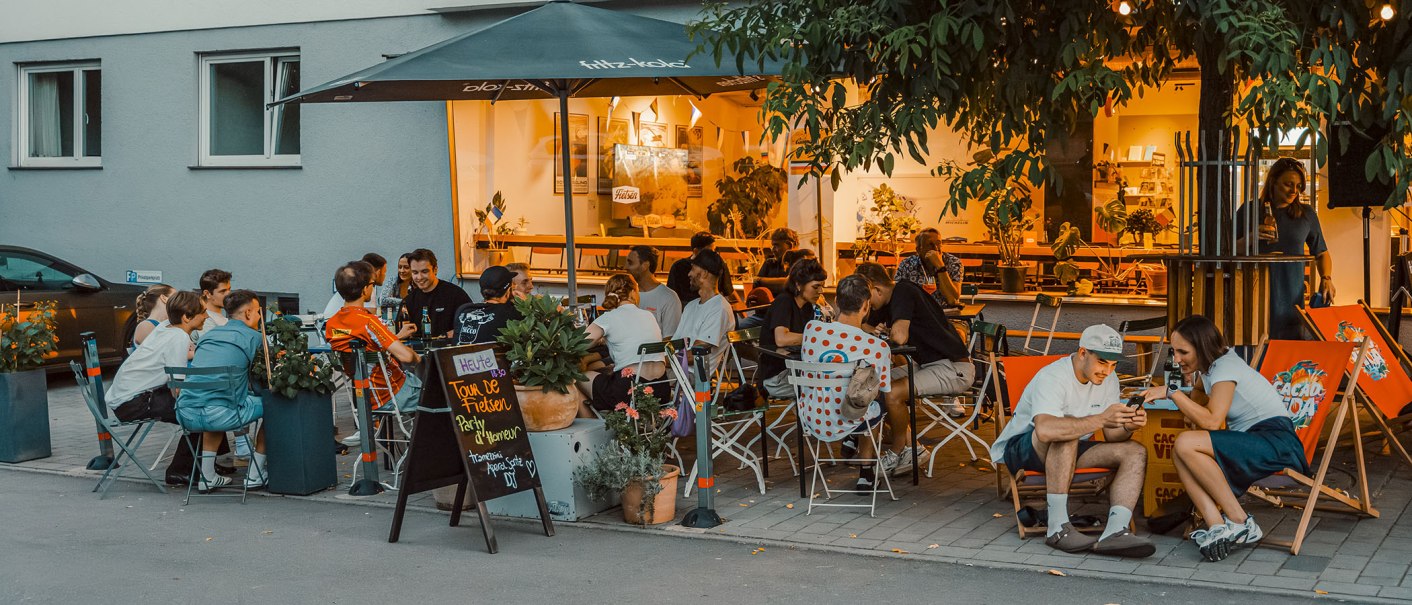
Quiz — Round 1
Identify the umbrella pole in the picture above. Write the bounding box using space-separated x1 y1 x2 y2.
558 86 578 303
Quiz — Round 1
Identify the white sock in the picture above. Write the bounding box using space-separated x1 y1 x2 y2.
1101 505 1133 539
200 451 218 482
1046 494 1071 537
251 451 268 478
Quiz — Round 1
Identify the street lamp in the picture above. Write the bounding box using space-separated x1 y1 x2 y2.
1118 1 1133 16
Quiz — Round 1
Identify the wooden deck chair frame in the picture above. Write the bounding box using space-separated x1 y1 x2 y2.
1245 339 1378 555
994 354 1115 539
1299 302 1412 471
70 362 169 498
1117 315 1169 387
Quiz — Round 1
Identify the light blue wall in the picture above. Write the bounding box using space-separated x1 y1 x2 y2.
0 12 473 309
0 2 705 309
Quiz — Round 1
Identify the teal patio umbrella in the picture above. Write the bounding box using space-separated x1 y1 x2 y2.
277 0 781 301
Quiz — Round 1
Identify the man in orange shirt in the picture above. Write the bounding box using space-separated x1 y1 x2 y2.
326 261 423 445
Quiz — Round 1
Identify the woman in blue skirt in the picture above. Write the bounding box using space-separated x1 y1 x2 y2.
1143 315 1306 562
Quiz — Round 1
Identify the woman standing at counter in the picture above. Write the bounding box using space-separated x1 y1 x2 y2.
1242 158 1335 339
1142 315 1306 562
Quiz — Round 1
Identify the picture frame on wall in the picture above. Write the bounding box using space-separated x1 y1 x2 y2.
638 121 668 147
1139 181 1157 195
676 125 703 197
597 117 629 194
555 112 590 195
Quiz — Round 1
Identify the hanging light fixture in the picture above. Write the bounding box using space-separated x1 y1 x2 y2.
1117 1 1133 16
1380 3 1395 20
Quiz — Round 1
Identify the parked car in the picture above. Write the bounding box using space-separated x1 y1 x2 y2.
0 245 145 369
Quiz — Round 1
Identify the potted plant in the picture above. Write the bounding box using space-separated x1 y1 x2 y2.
250 316 339 494
473 191 525 267
0 299 57 462
1123 208 1166 249
1050 222 1094 296
941 150 1034 293
853 183 922 264
572 384 680 525
708 156 786 238
498 294 591 431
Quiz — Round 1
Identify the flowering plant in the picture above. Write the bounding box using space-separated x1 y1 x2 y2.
572 382 678 522
250 316 337 398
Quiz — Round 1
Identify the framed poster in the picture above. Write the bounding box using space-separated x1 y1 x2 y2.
555 112 590 195
597 117 629 194
676 125 704 198
638 121 668 147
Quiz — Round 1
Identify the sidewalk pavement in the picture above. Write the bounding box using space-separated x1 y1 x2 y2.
10 379 1412 603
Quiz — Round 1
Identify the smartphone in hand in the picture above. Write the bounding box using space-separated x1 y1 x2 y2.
1125 393 1146 408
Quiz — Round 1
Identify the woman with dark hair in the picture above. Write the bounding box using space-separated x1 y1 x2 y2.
758 258 828 398
1142 315 1305 562
575 273 666 416
386 253 414 301
1241 157 1334 338
132 284 176 347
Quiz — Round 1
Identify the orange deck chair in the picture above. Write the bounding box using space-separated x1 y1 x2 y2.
1301 303 1412 470
1247 339 1377 554
995 354 1115 539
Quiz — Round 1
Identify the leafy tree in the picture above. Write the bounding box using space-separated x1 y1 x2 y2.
691 0 1412 217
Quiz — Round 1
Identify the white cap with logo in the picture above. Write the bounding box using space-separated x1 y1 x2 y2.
1079 324 1124 361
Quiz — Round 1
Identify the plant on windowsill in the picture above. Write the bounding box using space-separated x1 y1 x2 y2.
572 383 680 525
853 183 922 264
1093 198 1128 246
0 299 58 462
472 191 525 267
498 294 591 431
1122 208 1168 249
940 149 1035 293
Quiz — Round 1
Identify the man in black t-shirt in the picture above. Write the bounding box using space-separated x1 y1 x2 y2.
855 262 976 475
400 248 472 339
455 265 524 345
668 231 737 305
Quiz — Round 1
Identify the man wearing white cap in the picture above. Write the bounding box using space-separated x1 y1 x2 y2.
989 324 1154 558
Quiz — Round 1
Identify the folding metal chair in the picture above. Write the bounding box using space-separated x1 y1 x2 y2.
1021 294 1064 355
631 338 687 472
788 359 897 516
354 350 416 491
165 365 262 505
918 320 1004 475
680 337 767 497
70 362 168 498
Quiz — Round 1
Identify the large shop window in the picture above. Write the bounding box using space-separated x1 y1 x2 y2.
199 51 300 167
17 62 102 167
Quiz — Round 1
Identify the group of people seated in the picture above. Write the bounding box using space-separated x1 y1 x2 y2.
111 269 270 491
985 316 1306 561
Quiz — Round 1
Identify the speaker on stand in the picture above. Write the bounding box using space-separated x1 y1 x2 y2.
1326 120 1402 304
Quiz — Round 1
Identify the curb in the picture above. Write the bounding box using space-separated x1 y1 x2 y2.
4 462 1389 604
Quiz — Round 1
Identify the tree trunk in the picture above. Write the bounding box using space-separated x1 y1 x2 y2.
1196 31 1237 256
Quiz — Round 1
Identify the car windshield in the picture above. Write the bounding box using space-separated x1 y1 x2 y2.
0 251 79 291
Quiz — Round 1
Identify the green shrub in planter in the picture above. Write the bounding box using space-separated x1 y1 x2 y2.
497 295 590 394
0 300 58 462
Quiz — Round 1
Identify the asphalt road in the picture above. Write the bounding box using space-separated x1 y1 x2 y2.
1 470 1335 605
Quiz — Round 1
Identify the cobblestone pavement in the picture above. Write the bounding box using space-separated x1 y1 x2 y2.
11 378 1412 603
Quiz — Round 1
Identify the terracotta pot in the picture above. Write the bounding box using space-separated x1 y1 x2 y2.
621 464 680 525
1141 264 1169 297
487 248 513 267
514 384 579 431
998 265 1027 293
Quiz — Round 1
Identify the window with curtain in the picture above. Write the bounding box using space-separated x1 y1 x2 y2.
199 51 300 166
18 62 101 167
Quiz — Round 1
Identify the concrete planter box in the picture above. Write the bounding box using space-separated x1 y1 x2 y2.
261 389 337 495
0 369 51 463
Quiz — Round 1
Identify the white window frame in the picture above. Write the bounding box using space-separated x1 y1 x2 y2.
198 51 300 167
16 61 101 168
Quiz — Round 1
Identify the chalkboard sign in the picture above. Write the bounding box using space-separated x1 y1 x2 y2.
437 345 541 501
388 343 553 554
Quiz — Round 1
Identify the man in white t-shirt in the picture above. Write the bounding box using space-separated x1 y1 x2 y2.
626 245 682 336
673 249 735 377
198 268 231 336
989 324 1154 558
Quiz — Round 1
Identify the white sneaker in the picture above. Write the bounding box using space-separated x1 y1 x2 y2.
878 450 901 475
888 446 932 477
340 431 362 446
1193 524 1233 561
244 469 268 489
1227 515 1262 547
